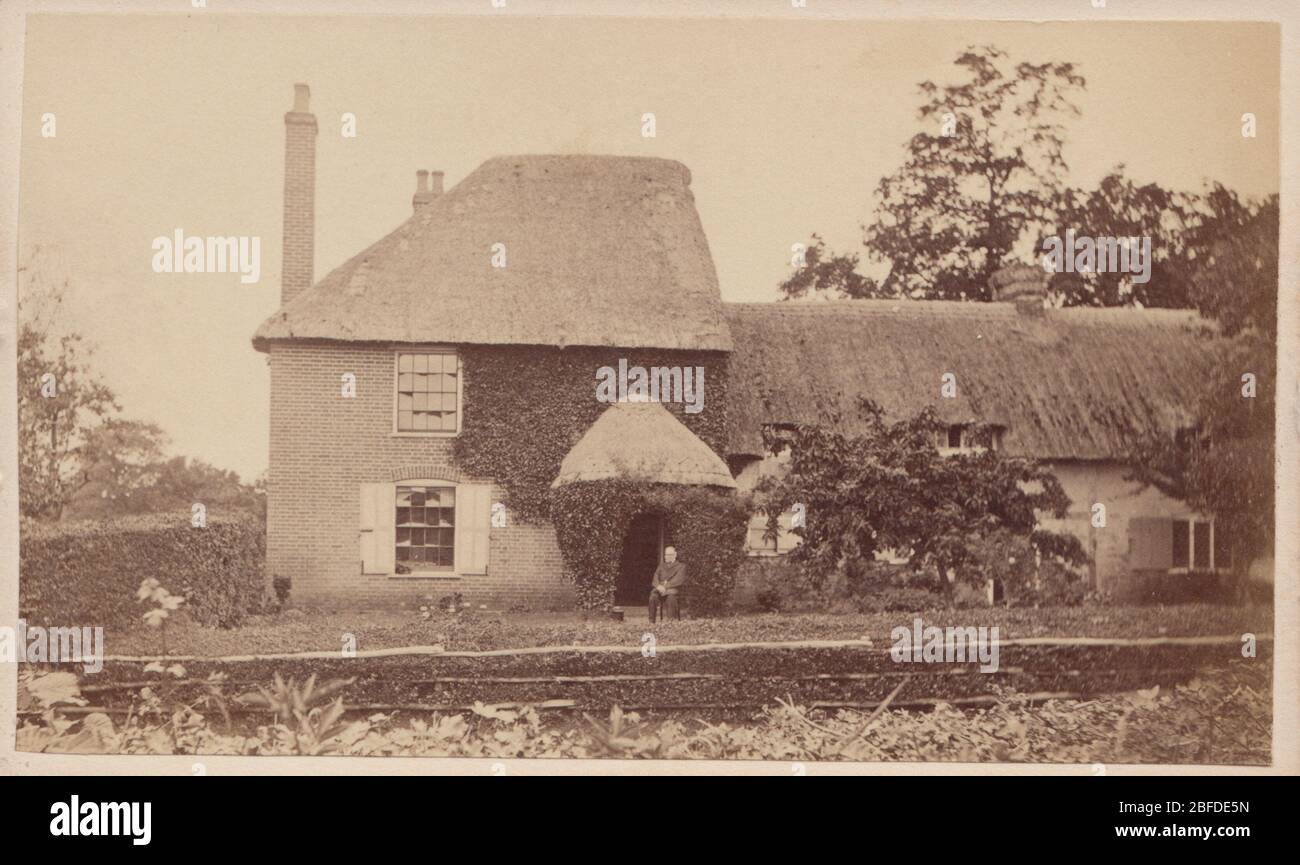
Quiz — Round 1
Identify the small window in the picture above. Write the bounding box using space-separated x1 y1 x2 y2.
1171 520 1190 568
395 485 455 573
396 352 459 433
1169 517 1221 572
745 510 801 555
937 424 1003 453
746 516 778 554
1193 522 1212 570
1213 525 1231 570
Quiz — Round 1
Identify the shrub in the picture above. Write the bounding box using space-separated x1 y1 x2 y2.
20 512 266 630
738 556 950 614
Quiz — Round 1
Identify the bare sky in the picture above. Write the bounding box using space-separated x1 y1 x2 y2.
18 14 1280 481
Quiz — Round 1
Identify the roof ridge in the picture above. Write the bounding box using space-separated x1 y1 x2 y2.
723 299 1210 325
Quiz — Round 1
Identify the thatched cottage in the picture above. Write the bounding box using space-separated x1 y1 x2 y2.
254 85 1225 610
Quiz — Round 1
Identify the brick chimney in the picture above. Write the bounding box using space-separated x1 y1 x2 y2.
281 83 317 307
989 263 1049 316
412 169 444 213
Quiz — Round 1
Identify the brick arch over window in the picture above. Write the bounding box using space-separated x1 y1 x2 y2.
389 465 464 483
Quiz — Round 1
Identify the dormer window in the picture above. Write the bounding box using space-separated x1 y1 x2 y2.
936 424 1003 454
395 351 461 435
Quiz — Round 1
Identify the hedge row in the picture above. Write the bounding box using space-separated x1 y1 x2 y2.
20 512 266 630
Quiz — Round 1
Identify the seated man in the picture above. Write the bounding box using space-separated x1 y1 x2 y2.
648 546 687 622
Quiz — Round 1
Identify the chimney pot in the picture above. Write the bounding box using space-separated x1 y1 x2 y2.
292 83 311 113
989 263 1050 315
412 169 444 214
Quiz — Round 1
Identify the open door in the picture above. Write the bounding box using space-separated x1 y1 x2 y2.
616 513 664 606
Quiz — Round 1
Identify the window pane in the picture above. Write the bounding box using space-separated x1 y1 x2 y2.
1171 520 1190 568
396 547 410 561
413 354 428 373
410 490 426 507
398 354 412 373
1193 522 1211 569
398 373 413 391
442 411 458 432
396 527 410 544
948 427 962 448
1214 525 1231 570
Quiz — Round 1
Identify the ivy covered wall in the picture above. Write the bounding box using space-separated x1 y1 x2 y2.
453 345 732 521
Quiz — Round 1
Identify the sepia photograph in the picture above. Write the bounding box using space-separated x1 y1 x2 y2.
0 0 1295 807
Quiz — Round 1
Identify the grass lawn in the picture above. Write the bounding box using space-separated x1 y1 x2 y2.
109 602 1274 657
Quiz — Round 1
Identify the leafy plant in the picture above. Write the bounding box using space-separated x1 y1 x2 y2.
236 673 357 755
137 577 185 652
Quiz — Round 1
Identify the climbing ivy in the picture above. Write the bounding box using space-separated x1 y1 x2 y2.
452 346 743 613
453 346 730 522
550 481 750 614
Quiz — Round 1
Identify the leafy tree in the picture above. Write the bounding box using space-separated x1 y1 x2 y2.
757 400 1087 602
1186 191 1278 339
1040 171 1274 311
778 235 880 300
17 265 119 520
66 441 264 520
1039 167 1194 308
1128 199 1277 586
780 46 1085 301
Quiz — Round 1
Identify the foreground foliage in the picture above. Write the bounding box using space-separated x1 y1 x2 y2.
17 661 1268 765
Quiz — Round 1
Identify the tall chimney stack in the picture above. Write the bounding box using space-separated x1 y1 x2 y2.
412 169 445 214
282 83 317 306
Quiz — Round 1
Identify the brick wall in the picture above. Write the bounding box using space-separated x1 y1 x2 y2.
267 342 573 609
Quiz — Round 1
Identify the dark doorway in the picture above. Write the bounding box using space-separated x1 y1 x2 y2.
616 513 664 606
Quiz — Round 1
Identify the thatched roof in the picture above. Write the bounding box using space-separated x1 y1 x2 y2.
552 400 737 489
254 155 732 352
724 300 1226 460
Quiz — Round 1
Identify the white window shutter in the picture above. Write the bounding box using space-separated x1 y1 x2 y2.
776 510 802 553
360 482 395 574
1128 517 1173 570
456 483 492 575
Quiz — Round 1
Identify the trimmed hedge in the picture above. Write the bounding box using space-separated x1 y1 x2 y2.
20 512 266 630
